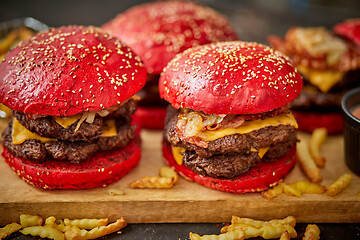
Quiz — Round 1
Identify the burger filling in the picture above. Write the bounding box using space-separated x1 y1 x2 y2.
1 98 137 163
268 26 360 113
164 106 298 178
136 74 168 108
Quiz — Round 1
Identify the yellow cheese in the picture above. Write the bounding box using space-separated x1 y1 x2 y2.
196 113 298 142
54 114 82 128
172 147 185 165
12 117 117 145
250 146 269 158
12 118 54 144
297 65 344 93
100 119 117 137
258 147 269 158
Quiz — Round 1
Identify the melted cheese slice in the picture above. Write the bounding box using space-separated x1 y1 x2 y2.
54 114 82 128
12 118 54 144
196 113 298 142
100 119 117 137
12 118 117 145
297 65 344 93
172 147 185 165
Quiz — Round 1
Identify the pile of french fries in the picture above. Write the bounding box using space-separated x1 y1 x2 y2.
190 216 320 240
262 128 353 200
0 214 127 240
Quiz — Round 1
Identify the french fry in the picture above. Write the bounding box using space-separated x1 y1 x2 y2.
303 224 320 240
261 182 285 200
189 230 244 240
129 176 176 189
63 218 108 230
20 226 65 240
327 173 352 197
280 230 291 240
45 216 70 233
108 189 125 196
129 166 179 189
20 214 43 227
221 223 297 239
296 139 322 183
159 166 179 181
309 128 327 168
64 218 127 240
0 222 22 239
0 30 18 55
230 216 296 228
284 181 325 197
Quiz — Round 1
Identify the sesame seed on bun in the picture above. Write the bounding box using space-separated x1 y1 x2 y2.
102 1 239 130
160 41 303 193
0 25 147 189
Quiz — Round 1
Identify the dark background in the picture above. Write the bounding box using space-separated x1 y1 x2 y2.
1 0 360 44
1 0 360 239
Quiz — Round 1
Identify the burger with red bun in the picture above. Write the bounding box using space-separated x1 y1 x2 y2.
0 26 146 189
268 24 360 134
102 0 238 129
159 41 303 193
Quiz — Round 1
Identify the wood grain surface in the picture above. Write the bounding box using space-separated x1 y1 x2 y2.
0 119 359 225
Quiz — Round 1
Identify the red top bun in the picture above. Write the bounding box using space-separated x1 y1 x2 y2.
334 18 360 46
102 1 238 75
159 41 303 115
0 25 146 116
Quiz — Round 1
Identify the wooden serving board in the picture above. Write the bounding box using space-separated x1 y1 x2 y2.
0 121 359 224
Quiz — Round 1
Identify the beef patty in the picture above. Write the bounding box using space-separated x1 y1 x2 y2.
291 70 360 112
13 99 137 142
2 120 135 163
164 106 297 178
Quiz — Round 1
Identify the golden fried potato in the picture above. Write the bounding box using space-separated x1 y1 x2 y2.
303 224 320 240
63 218 108 230
280 230 291 240
0 222 22 239
230 216 296 228
190 230 244 240
309 128 327 168
20 226 64 240
129 166 179 189
296 139 322 183
64 218 127 240
261 182 285 200
327 173 352 197
20 214 43 227
284 181 325 197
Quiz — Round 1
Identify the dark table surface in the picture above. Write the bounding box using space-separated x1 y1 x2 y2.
1 0 360 239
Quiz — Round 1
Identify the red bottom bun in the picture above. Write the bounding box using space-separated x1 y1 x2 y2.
133 106 167 130
162 140 296 193
292 111 344 134
2 136 141 190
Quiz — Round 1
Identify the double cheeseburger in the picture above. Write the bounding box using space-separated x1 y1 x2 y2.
160 41 303 193
267 22 360 134
0 26 146 189
102 0 238 129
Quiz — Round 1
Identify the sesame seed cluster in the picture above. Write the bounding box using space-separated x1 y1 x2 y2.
102 1 238 74
159 41 303 115
0 25 146 116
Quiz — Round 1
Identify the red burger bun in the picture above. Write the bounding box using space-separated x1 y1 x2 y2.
333 18 360 46
133 106 167 130
292 111 344 134
160 41 302 193
0 26 146 189
0 25 146 116
3 134 141 190
162 141 296 193
160 41 303 115
102 1 238 75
